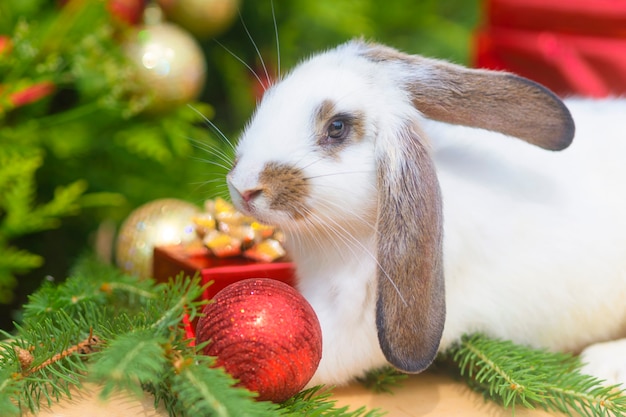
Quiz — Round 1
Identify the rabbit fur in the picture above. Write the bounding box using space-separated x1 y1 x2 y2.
226 39 626 387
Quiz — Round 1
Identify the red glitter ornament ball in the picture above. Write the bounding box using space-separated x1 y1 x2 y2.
196 278 322 403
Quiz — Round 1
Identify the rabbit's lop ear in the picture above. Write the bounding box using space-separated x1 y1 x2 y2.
364 43 576 151
375 122 446 373
361 41 575 374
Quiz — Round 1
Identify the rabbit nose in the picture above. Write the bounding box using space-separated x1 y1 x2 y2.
241 188 263 203
226 172 261 202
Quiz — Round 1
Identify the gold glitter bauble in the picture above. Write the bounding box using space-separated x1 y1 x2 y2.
124 22 207 113
116 199 201 278
157 0 240 39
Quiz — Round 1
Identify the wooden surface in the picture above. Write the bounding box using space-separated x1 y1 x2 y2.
29 371 553 416
331 370 553 417
28 383 169 417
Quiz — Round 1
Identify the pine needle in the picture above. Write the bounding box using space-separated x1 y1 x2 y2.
91 331 168 398
169 354 278 417
357 366 408 394
0 256 384 417
6 256 626 417
0 368 22 415
279 385 385 417
446 333 626 416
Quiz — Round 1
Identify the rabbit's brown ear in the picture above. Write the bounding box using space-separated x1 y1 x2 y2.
375 122 445 373
363 42 575 151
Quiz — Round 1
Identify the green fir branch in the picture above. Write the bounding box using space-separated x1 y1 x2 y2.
279 386 385 417
0 368 22 415
357 366 408 394
0 246 43 304
0 246 43 272
147 276 208 333
2 179 86 237
167 353 279 417
91 331 168 398
0 0 218 306
0 256 383 417
0 151 43 198
446 333 626 416
0 147 90 303
2 311 95 412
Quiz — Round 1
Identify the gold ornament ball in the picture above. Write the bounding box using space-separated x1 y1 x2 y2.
157 0 240 39
116 199 201 278
124 22 207 113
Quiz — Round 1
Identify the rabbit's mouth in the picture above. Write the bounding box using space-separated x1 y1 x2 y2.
227 161 311 227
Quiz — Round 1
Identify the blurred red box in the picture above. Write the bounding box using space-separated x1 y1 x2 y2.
475 0 626 97
153 244 296 300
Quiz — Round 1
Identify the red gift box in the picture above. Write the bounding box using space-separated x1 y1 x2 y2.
475 0 626 97
153 244 296 300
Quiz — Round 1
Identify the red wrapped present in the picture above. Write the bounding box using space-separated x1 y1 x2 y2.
153 244 296 301
475 0 626 97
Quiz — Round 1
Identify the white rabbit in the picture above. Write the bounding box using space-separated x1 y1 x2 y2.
226 39 626 387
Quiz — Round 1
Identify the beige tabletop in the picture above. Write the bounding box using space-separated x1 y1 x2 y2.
331 370 553 417
29 370 554 417
26 384 166 417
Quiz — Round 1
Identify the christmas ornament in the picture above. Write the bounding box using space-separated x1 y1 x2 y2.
57 0 144 25
196 278 322 403
107 0 146 25
124 22 206 113
0 35 11 56
157 0 240 39
6 81 56 108
116 199 201 278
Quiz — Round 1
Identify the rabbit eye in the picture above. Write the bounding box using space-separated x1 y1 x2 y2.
326 118 350 142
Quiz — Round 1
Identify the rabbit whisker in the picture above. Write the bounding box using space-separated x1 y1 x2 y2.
189 177 227 187
238 8 271 89
297 202 407 306
188 177 230 201
315 196 377 231
192 158 232 173
214 38 267 94
304 170 374 180
295 209 360 272
186 104 238 153
189 136 232 156
294 153 326 171
270 0 281 80
190 142 235 169
307 211 368 263
190 150 233 172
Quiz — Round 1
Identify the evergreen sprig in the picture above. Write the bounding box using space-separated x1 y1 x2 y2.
446 333 626 416
167 354 279 417
0 148 87 303
357 366 408 394
0 256 380 417
279 386 385 417
5 255 625 417
0 0 222 305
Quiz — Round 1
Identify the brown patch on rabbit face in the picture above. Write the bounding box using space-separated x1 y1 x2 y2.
258 162 309 219
316 99 337 126
360 42 575 151
315 100 367 156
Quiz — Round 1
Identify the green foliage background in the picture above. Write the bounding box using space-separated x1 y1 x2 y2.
0 0 479 329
